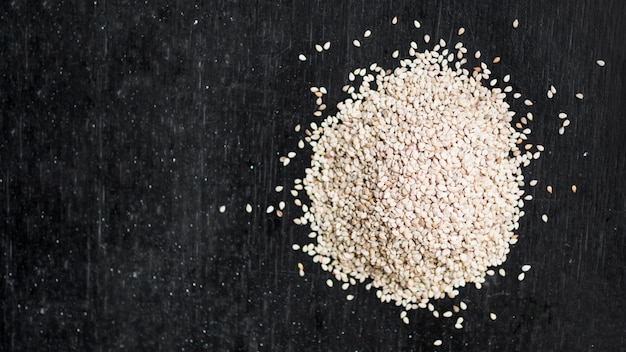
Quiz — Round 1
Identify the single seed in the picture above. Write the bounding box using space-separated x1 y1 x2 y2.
571 184 577 193
522 264 531 272
392 16 398 25
245 203 252 213
433 310 440 318
392 50 399 58
513 92 521 99
576 93 584 100
341 282 349 290
596 59 606 67
297 262 304 271
558 126 565 135
547 90 553 99
474 50 481 59
315 44 323 52
499 268 506 276
503 74 511 83
460 302 467 310
326 279 334 287
364 30 371 38
487 269 495 276
547 185 553 194
402 316 409 324
490 312 497 320
513 19 519 28
559 112 567 119
434 340 443 346
292 244 301 251
413 20 421 28
266 205 275 213
346 294 354 301
298 54 307 62
353 39 361 47
536 145 544 151
529 180 538 186
279 201 285 210
457 27 465 35
424 34 430 43
443 311 453 318
299 270 304 277
518 272 526 281
294 124 301 132
542 214 548 223
493 56 501 64
276 210 283 217
219 205 226 213
323 41 331 50
453 305 460 313
563 119 571 127
524 99 533 106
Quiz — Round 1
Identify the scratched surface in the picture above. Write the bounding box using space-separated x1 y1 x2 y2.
1 0 625 351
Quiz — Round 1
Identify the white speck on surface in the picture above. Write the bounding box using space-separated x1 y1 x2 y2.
219 205 226 213
499 268 506 276
413 20 421 28
323 41 331 50
346 294 354 301
542 214 548 223
513 19 519 28
423 34 430 43
460 302 467 310
576 93 584 100
292 244 300 251
392 16 398 25
315 44 323 52
596 59 606 67
353 39 361 47
245 203 252 213
490 312 497 320
298 54 307 62
433 339 442 346
364 30 371 38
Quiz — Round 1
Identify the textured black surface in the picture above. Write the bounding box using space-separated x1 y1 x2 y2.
2 1 626 351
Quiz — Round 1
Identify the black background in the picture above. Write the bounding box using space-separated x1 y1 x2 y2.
2 0 626 351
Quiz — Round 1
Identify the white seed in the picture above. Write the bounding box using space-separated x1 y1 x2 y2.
547 90 553 99
292 244 301 251
219 205 226 213
547 185 553 194
513 92 521 99
443 311 453 318
346 294 354 301
558 112 567 119
572 185 577 193
576 93 584 100
245 203 252 213
413 20 421 28
541 214 548 223
550 85 557 94
529 180 538 186
558 126 565 135
490 312 497 320
503 74 510 83
326 279 334 287
353 39 361 47
341 282 349 290
392 16 398 25
294 124 301 132
402 316 409 324
460 302 467 310
434 340 443 346
424 34 430 43
524 99 533 106
522 264 531 272
518 272 526 281
513 19 519 28
363 30 372 38
298 54 307 61
315 44 323 52
563 119 570 127
266 205 275 213
536 145 544 151
457 27 465 35
499 268 506 276
596 59 606 67
392 50 399 58
474 50 481 59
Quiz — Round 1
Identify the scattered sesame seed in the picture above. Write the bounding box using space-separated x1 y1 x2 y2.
433 340 443 346
513 19 519 28
392 16 398 25
518 272 525 281
547 185 553 194
558 126 565 135
536 145 544 151
457 27 465 35
547 90 553 99
276 210 283 217
522 264 531 272
490 312 497 320
460 302 467 310
524 99 533 106
493 56 501 64
299 270 305 277
245 203 253 213
219 205 226 213
364 30 371 38
596 59 606 67
541 214 548 223
315 44 323 52
346 294 355 301
279 201 285 210
529 180 538 186
288 151 297 158
424 34 430 43
392 50 399 58
266 205 275 213
413 20 421 28
294 124 301 132
443 311 453 318
298 54 307 62
323 41 331 50
402 316 409 324
298 262 304 271
499 268 506 276
571 185 577 193
487 269 495 276
576 93 584 100
503 74 511 83
353 39 361 47
400 311 407 319
474 50 481 59
563 119 571 127
558 112 567 119
433 310 440 318
341 282 349 290
292 244 301 251
513 92 521 99
326 279 333 287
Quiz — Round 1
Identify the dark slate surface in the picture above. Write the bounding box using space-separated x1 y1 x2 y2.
2 1 626 351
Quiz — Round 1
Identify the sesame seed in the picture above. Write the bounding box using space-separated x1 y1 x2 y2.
571 185 577 193
364 30 371 38
503 74 510 82
513 92 521 99
487 269 495 276
474 50 481 59
518 272 525 281
563 119 571 127
298 54 307 62
353 39 361 47
279 201 285 210
547 90 553 99
460 302 467 310
346 294 354 301
558 126 565 135
294 124 301 132
288 151 297 158
297 262 304 271
513 19 519 28
536 145 544 151
522 264 531 272
245 203 252 213
524 99 533 106
443 311 453 318
292 244 301 251
457 27 465 35
547 185 553 194
576 93 584 100
402 316 409 324
529 180 538 186
315 44 323 52
326 279 333 287
266 205 275 213
499 268 506 276
392 50 399 58
541 214 548 223
341 282 349 290
323 41 331 50
493 56 501 64
276 210 283 217
413 20 421 28
433 310 440 318
433 340 443 346
400 311 407 319
558 112 567 119
596 59 606 67
490 312 497 320
424 34 430 43
299 270 305 277
219 205 226 213
392 16 398 25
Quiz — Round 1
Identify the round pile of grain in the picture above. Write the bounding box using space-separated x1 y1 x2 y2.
302 48 526 308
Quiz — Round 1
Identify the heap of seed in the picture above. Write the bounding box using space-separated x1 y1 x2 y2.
299 41 528 309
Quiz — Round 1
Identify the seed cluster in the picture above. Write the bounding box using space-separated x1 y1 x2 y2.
298 42 529 308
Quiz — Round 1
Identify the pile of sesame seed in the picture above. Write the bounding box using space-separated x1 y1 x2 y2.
296 41 529 309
